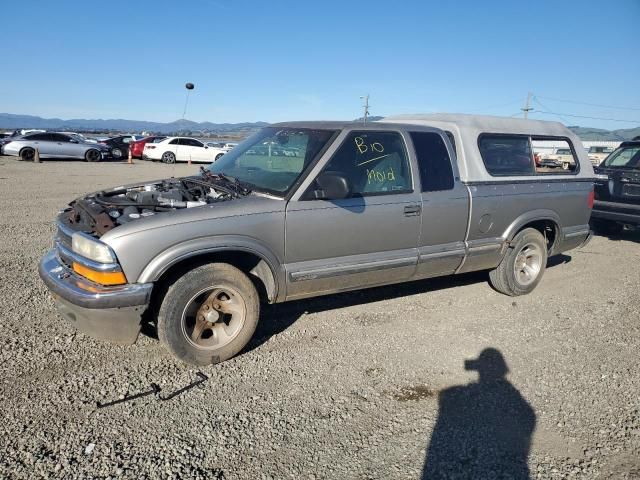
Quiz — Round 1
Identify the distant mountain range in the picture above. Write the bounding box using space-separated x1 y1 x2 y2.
0 113 268 135
1 112 638 141
565 125 640 141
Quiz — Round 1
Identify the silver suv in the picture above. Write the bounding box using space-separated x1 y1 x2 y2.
39 115 595 365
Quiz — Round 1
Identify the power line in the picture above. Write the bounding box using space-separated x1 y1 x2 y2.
535 94 640 112
532 97 570 124
532 110 640 124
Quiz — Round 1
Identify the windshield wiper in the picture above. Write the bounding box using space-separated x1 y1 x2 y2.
200 167 252 197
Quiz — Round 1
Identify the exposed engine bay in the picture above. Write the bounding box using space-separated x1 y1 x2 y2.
61 169 250 235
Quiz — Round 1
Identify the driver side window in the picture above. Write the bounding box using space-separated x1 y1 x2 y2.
318 131 412 197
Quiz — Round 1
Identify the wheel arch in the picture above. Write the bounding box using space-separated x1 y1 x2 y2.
139 239 283 304
503 210 561 254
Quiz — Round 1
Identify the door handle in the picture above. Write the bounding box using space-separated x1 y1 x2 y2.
403 204 422 216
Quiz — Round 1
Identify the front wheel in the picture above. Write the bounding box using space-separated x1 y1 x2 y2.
157 263 260 365
215 153 224 161
161 151 176 164
111 147 123 159
85 149 101 162
20 147 35 162
489 228 547 296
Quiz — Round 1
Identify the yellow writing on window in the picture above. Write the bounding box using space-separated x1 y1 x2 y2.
355 136 384 155
367 167 396 184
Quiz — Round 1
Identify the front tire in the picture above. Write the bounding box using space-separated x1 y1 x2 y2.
85 149 101 162
20 148 35 162
162 151 176 164
489 228 547 296
111 147 123 159
157 263 260 366
215 153 224 161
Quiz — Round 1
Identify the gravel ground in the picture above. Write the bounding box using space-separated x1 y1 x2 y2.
0 156 639 479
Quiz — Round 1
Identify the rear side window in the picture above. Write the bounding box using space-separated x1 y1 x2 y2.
410 132 454 191
532 139 579 173
479 135 534 176
169 138 181 145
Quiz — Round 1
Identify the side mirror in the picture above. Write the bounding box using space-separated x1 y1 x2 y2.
312 172 351 200
70 139 79 144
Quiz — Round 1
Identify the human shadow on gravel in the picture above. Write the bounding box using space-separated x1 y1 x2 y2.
422 348 536 479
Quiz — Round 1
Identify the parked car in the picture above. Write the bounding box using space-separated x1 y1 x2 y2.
57 132 98 144
587 145 615 165
2 132 110 161
591 139 640 234
130 136 166 159
142 136 227 163
38 115 594 365
100 135 144 159
540 147 575 169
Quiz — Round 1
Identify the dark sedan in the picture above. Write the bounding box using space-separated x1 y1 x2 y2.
100 135 144 159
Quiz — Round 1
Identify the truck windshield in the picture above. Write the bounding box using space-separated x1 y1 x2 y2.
207 127 337 195
602 145 640 169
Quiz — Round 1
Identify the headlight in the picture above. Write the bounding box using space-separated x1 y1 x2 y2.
72 232 116 263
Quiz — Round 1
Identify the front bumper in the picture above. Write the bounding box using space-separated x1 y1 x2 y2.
592 200 640 225
38 250 153 344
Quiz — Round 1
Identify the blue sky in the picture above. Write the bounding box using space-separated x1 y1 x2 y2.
2 0 639 129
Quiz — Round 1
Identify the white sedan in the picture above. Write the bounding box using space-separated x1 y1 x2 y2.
143 137 227 164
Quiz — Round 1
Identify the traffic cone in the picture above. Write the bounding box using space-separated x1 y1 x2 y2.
128 148 133 164
34 148 40 163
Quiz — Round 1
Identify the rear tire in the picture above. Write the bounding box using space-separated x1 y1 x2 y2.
489 228 547 296
85 149 101 162
162 151 176 164
157 263 260 366
215 153 224 161
20 148 35 162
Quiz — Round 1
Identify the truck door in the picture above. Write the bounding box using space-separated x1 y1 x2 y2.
408 131 469 278
285 130 421 300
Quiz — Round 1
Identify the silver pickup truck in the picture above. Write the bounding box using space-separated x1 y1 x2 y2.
39 114 595 365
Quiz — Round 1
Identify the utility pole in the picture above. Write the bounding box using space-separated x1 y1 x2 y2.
521 92 533 119
360 94 370 124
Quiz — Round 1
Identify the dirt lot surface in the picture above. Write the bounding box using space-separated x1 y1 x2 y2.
0 157 639 479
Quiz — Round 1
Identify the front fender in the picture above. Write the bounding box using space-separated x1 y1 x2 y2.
137 235 284 301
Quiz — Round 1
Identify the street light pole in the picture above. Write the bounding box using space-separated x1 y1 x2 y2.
360 94 370 124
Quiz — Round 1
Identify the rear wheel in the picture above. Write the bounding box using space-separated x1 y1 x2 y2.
157 263 260 365
162 151 176 164
215 153 224 161
489 228 547 296
20 148 35 162
85 149 101 162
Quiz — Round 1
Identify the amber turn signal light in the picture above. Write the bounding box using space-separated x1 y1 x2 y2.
72 262 127 286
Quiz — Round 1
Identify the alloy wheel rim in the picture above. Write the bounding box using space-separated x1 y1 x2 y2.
181 286 246 350
513 242 542 286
